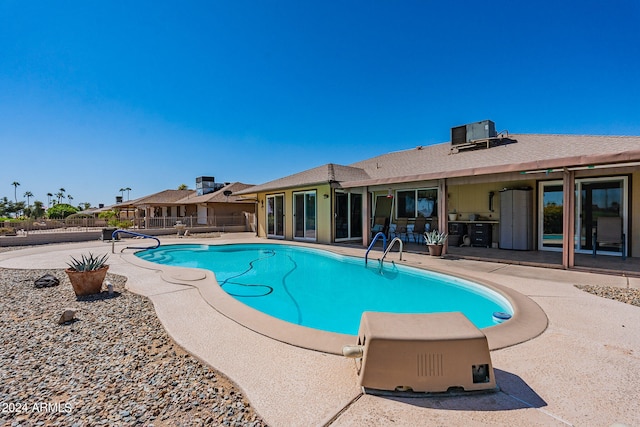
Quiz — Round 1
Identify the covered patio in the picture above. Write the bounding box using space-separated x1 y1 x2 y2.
362 239 640 278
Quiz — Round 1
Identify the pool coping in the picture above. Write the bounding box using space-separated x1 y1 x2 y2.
125 240 548 354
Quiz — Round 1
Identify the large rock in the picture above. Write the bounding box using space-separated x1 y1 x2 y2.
35 274 60 288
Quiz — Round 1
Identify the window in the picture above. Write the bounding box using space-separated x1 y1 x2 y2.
396 188 437 218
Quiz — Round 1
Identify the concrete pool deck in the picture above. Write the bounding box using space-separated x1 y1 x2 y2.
1 234 639 426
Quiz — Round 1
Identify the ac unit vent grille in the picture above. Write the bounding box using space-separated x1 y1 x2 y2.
417 353 444 377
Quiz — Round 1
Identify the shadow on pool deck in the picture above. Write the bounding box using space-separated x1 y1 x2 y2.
381 369 546 412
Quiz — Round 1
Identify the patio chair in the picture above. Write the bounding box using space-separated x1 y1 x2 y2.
371 216 389 238
592 216 625 260
391 218 409 242
411 217 428 243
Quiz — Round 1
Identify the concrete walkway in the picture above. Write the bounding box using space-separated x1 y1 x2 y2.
1 234 639 426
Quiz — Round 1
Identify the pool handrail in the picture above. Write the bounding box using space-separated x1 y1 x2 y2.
111 229 160 252
380 237 403 265
365 232 387 265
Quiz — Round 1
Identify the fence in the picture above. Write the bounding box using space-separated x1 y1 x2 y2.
1 213 256 235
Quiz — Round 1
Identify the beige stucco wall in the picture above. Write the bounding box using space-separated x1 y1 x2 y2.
209 202 255 217
447 180 536 222
256 184 333 244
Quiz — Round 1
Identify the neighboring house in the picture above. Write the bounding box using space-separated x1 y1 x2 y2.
173 182 256 227
125 189 197 224
87 189 195 226
236 121 640 268
92 181 256 230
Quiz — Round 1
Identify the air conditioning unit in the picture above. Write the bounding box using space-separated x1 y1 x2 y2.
451 120 497 145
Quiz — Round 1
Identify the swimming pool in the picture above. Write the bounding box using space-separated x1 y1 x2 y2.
136 243 513 335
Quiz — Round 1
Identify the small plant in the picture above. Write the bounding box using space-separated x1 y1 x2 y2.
98 209 120 227
67 253 109 272
0 227 17 236
424 230 448 245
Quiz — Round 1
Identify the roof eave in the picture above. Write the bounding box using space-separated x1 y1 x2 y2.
341 149 640 188
235 180 335 195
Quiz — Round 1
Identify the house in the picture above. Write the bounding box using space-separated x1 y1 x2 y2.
236 121 640 269
173 181 256 228
92 179 256 231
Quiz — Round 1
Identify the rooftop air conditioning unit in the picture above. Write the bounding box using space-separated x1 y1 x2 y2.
451 120 497 145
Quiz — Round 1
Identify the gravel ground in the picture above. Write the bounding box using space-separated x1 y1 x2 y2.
0 267 267 427
575 284 640 307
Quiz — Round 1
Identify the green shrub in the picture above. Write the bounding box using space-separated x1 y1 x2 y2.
0 227 17 235
47 203 79 219
98 210 119 226
116 220 133 229
67 253 109 272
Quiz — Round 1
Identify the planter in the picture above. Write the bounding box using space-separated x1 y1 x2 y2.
427 244 443 256
448 213 457 221
65 266 109 296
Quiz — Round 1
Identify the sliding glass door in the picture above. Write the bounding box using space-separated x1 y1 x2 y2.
294 191 316 241
578 177 626 254
538 177 627 255
266 194 284 238
539 181 564 251
335 191 363 241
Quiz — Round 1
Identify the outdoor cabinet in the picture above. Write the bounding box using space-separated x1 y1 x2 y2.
499 189 533 250
469 223 491 247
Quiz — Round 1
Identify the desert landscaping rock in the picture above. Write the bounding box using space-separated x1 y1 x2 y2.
0 267 267 426
34 273 59 288
576 284 640 307
57 308 77 325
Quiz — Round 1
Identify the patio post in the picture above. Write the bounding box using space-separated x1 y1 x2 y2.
363 187 370 247
438 179 447 254
562 169 576 268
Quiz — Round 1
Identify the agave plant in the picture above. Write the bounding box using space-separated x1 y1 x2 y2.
67 253 109 272
424 230 448 245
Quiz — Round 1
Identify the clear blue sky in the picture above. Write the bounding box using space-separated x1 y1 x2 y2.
1 1 639 208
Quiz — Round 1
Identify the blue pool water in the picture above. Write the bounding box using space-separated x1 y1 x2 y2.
136 244 513 335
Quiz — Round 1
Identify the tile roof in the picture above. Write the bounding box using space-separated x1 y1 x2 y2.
235 133 640 193
128 189 197 205
174 182 255 204
234 164 371 194
343 134 640 187
87 189 197 211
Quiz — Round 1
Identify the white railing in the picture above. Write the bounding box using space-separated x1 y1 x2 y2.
1 213 256 234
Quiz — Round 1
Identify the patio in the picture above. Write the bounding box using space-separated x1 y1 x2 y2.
1 234 639 426
362 238 640 278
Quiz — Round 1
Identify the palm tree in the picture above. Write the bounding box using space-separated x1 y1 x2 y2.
11 181 20 202
119 188 126 199
23 191 34 208
32 200 45 218
47 192 53 207
67 195 73 204
124 187 132 200
55 192 64 204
